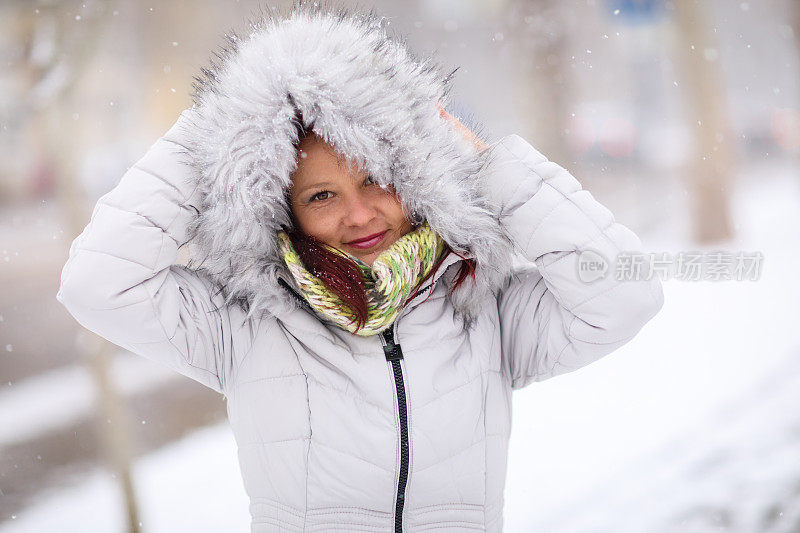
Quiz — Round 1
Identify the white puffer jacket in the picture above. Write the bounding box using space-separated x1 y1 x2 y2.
57 3 664 531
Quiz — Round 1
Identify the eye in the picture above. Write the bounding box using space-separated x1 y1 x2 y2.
364 175 377 186
310 190 332 202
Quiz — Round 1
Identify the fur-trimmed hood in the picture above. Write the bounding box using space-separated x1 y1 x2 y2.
179 1 514 325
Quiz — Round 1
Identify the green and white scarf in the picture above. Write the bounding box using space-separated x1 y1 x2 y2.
277 222 447 336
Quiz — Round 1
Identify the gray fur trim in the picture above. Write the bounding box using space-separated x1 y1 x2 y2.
177 0 515 327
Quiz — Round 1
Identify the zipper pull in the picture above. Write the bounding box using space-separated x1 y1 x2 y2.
382 328 404 362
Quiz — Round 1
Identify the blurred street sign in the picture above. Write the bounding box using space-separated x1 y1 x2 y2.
604 0 666 25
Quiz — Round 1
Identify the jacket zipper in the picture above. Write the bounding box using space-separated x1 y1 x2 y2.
381 324 409 533
280 274 439 531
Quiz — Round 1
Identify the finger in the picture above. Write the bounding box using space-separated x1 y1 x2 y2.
439 107 455 122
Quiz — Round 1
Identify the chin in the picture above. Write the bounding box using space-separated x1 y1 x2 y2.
349 241 392 266
359 253 379 266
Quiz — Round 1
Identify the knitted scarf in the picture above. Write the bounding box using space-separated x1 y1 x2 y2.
277 222 447 336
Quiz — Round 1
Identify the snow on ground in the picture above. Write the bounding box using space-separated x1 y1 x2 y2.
0 351 180 446
0 422 250 533
527 349 800 533
2 160 799 532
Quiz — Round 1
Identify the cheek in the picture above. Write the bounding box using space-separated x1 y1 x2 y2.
376 194 407 225
293 206 338 242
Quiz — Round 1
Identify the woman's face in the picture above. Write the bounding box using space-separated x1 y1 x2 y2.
289 132 414 265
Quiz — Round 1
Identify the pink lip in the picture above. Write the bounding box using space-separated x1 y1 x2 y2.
345 230 388 250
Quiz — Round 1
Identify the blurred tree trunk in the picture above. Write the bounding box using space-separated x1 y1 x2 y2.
10 1 142 531
672 0 735 243
504 0 573 166
791 0 800 164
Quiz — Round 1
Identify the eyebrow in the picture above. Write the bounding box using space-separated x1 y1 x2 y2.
296 175 372 195
293 180 336 197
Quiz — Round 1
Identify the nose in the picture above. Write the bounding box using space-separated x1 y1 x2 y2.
342 189 378 228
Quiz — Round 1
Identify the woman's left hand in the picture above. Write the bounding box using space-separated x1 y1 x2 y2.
437 102 489 152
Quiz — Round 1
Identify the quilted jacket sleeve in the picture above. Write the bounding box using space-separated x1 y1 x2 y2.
56 109 253 395
490 134 664 389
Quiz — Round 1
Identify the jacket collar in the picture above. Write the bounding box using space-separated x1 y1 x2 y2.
178 2 514 326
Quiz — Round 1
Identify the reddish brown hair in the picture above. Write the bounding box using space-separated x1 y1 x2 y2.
287 226 477 332
287 111 477 333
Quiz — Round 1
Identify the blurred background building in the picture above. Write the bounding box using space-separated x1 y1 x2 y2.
1 0 799 532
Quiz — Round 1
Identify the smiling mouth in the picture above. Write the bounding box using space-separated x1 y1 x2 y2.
345 230 388 250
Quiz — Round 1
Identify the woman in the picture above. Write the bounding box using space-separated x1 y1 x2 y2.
57 2 664 531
